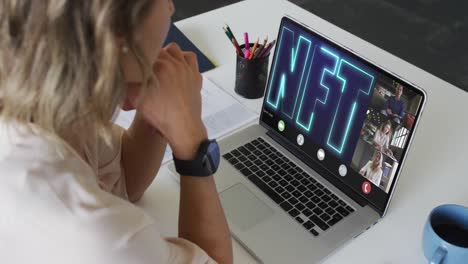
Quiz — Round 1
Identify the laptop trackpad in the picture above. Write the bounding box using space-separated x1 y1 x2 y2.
220 184 274 231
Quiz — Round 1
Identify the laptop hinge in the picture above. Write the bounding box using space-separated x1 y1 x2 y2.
266 130 368 207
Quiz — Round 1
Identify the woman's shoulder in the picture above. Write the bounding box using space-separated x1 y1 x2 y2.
0 121 113 208
376 168 383 175
362 161 372 169
0 120 90 171
375 130 384 138
0 120 155 233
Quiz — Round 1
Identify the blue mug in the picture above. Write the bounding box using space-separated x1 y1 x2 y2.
422 204 468 264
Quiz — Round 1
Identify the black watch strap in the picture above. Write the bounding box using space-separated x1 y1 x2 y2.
173 139 220 177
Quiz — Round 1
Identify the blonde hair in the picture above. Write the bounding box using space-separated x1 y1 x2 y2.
379 120 393 135
0 0 154 147
370 151 382 171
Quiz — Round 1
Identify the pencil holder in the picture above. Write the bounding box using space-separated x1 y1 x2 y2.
234 44 270 99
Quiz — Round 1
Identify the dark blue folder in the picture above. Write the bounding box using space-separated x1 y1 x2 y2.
164 23 216 73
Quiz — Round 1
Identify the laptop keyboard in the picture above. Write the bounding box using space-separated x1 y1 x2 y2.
222 137 355 237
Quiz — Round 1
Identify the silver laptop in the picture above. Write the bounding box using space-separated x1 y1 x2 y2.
174 16 426 263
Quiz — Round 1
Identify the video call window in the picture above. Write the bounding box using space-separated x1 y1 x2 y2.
351 75 423 193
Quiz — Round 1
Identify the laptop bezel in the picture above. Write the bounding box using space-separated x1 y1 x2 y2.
259 15 427 216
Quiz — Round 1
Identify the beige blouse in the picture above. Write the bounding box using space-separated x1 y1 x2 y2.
0 119 216 264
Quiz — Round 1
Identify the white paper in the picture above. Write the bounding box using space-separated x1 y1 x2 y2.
113 77 258 164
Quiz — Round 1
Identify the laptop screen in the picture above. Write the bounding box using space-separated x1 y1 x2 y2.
260 16 425 213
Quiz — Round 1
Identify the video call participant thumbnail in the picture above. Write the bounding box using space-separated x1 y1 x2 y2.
381 83 405 124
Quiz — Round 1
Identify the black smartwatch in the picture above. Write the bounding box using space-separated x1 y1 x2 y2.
173 139 220 177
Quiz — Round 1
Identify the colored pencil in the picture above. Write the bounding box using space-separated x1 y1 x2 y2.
223 27 243 56
248 38 260 59
259 39 276 58
253 36 268 59
224 24 237 42
244 32 250 59
224 25 244 56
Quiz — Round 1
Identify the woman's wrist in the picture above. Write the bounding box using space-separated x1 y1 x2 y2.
129 112 164 139
171 122 208 160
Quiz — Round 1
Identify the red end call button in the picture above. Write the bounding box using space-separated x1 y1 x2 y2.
362 181 372 195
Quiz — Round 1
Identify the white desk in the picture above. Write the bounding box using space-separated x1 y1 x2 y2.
137 0 468 263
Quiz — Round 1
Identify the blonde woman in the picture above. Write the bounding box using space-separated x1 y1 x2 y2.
373 120 393 155
359 151 383 187
0 1 232 263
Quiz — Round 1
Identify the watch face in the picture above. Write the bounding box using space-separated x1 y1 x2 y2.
207 140 221 171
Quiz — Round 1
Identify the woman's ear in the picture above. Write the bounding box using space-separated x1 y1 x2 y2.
169 0 175 16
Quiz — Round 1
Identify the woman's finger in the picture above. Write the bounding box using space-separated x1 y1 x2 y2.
183 51 199 72
164 43 186 64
